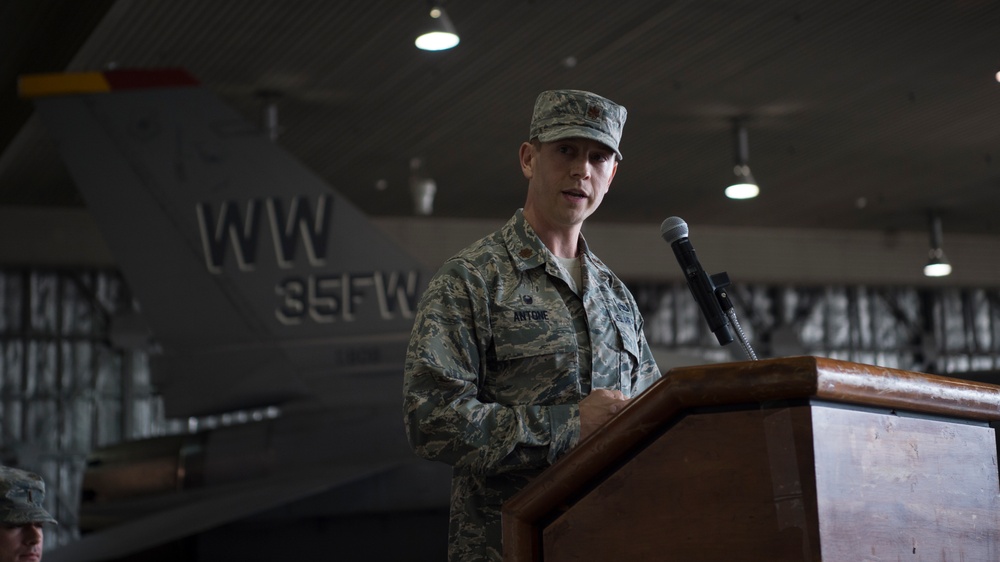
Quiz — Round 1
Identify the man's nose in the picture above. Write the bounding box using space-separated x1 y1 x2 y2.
570 156 591 178
24 524 42 545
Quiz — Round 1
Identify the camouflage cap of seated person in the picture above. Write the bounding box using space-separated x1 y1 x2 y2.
0 466 56 525
528 89 628 160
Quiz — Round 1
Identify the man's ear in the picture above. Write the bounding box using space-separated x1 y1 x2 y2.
607 160 619 188
519 142 535 179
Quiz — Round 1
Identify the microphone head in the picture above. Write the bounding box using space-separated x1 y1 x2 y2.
660 216 689 244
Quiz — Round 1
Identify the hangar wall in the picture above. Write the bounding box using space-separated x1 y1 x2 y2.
1 252 998 555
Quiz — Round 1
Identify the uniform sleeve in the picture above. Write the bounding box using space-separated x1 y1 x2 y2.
403 259 580 475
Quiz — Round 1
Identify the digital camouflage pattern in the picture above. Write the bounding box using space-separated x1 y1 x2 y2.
529 89 627 160
403 210 660 561
0 466 56 525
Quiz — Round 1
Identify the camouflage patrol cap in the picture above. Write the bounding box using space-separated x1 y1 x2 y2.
0 466 56 525
529 89 627 160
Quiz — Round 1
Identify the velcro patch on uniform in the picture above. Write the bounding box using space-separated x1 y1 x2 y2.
512 310 549 322
614 303 633 324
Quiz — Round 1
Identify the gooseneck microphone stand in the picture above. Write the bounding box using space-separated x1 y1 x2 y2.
710 274 757 361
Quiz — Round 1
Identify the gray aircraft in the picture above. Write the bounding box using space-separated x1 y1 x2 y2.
21 68 448 561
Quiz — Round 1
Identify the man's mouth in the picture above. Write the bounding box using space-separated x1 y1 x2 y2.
562 190 588 200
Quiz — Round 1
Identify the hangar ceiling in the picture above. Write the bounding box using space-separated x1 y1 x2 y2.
2 0 999 240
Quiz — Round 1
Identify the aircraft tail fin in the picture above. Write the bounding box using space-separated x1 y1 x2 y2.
21 69 429 417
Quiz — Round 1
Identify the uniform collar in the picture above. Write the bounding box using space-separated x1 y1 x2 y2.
503 210 599 273
503 210 548 272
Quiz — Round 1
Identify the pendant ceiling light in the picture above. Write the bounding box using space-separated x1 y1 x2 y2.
923 211 952 277
415 3 459 51
409 157 437 216
725 118 759 200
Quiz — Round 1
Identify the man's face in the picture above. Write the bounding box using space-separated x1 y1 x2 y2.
0 523 43 562
521 137 618 230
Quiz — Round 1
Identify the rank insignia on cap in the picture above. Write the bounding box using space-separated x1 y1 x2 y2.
528 89 627 160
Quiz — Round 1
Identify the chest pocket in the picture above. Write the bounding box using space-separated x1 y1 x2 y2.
485 301 579 406
590 301 642 397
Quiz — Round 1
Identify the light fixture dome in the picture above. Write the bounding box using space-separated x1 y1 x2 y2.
725 164 759 199
415 5 459 51
923 249 952 277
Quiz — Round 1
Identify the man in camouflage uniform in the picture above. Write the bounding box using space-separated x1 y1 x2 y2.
403 90 661 561
0 466 57 562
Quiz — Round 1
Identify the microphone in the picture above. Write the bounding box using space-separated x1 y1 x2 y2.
660 217 734 346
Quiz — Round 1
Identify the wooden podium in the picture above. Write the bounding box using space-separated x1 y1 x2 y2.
502 356 1000 561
